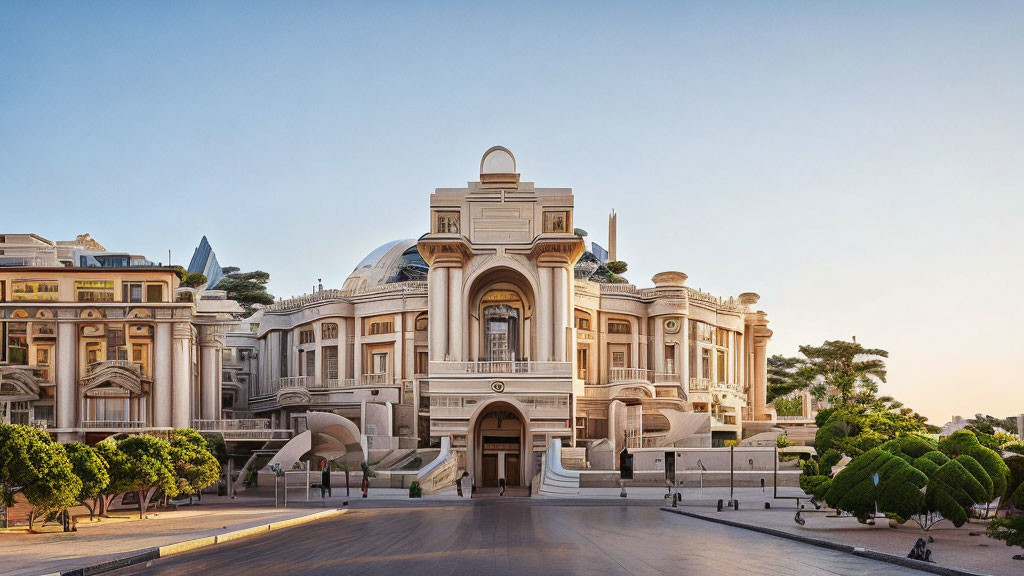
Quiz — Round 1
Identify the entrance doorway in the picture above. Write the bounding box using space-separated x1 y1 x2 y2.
472 402 526 489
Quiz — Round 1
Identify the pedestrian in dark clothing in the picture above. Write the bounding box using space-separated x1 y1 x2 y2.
320 459 332 498
499 477 507 496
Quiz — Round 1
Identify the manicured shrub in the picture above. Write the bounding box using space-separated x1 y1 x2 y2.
925 458 989 527
1003 456 1024 508
939 430 1009 504
824 448 927 522
820 449 843 473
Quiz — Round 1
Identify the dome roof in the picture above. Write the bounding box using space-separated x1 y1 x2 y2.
342 239 427 291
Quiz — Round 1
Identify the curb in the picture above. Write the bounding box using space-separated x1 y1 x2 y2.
660 508 990 576
47 508 346 576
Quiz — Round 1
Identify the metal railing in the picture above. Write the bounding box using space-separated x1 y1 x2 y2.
191 418 276 439
430 361 572 376
82 420 146 429
254 374 398 398
608 367 651 383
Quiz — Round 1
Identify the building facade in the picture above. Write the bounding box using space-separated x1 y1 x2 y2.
0 266 240 442
234 147 773 486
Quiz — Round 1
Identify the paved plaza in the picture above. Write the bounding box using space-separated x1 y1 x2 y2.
106 499 934 576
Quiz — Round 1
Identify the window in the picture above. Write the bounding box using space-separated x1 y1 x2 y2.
12 280 59 301
304 350 315 377
86 342 102 364
543 211 569 233
717 350 727 383
701 349 711 379
612 351 626 368
279 332 289 378
367 320 393 336
33 405 54 427
323 346 338 380
321 323 338 340
107 328 126 360
716 328 730 348
75 280 115 303
608 321 631 334
299 329 315 345
434 211 460 234
146 284 163 302
414 315 428 331
123 282 144 303
371 352 388 375
691 321 715 343
5 322 27 364
36 347 50 366
416 351 428 375
575 312 591 331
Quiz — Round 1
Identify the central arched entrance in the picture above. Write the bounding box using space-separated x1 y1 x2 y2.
469 400 529 490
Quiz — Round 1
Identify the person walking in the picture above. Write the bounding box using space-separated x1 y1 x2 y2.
320 458 332 498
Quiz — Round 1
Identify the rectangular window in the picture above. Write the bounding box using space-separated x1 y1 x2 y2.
612 351 626 368
701 349 711 379
36 347 50 366
717 350 726 383
416 351 428 375
6 322 27 364
716 328 730 348
321 323 338 340
434 211 460 234
372 352 388 375
279 332 289 378
146 284 163 303
12 280 60 301
608 321 631 334
323 346 338 380
107 328 126 360
575 315 590 330
75 280 115 303
543 211 569 233
304 350 315 377
368 321 393 336
123 282 144 303
299 329 315 345
86 342 102 364
33 405 55 427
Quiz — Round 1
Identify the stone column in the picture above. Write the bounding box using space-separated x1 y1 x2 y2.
393 313 404 381
447 267 463 362
552 267 567 362
653 319 665 374
681 317 690 396
338 318 349 380
172 323 192 429
154 322 172 427
353 321 362 381
536 267 552 362
428 267 448 361
200 333 221 420
469 314 479 361
56 315 77 434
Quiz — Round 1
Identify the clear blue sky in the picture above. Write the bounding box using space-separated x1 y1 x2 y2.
2 2 1022 425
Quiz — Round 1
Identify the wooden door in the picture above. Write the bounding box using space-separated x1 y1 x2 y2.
481 454 498 487
505 454 520 486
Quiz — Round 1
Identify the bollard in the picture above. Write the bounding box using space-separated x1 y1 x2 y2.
733 500 739 511
717 499 724 512
764 502 771 509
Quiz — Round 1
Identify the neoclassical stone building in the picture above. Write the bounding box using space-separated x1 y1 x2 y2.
237 147 773 487
0 267 241 442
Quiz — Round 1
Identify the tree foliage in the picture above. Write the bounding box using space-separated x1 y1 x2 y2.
939 430 1010 502
214 268 274 315
814 406 927 457
604 260 628 275
823 448 928 522
987 514 1024 552
170 429 221 497
97 435 177 519
798 340 888 405
0 424 81 530
925 457 989 527
65 442 109 518
767 354 815 401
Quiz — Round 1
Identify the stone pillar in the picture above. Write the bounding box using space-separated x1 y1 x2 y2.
447 267 463 361
56 316 77 434
428 267 448 361
552 267 567 362
393 314 404 381
653 319 665 374
469 314 479 362
172 323 192 429
537 267 552 362
338 318 349 380
681 317 690 396
353 321 362 381
199 325 225 420
154 322 172 427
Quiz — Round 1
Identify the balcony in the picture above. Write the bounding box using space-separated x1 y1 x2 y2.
86 360 142 376
429 361 572 376
653 372 680 383
82 420 147 429
255 374 399 398
191 418 281 440
608 368 651 383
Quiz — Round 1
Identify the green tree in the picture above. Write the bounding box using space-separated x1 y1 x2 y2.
925 457 990 527
767 354 816 401
0 424 81 531
987 514 1024 557
214 268 275 315
797 340 888 405
65 442 109 521
604 261 628 275
170 429 221 498
823 448 928 523
97 435 177 519
939 430 1010 504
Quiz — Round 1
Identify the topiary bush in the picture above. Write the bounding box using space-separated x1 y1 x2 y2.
823 448 928 522
940 430 1009 503
925 458 989 527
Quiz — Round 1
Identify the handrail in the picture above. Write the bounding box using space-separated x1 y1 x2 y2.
608 367 651 383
